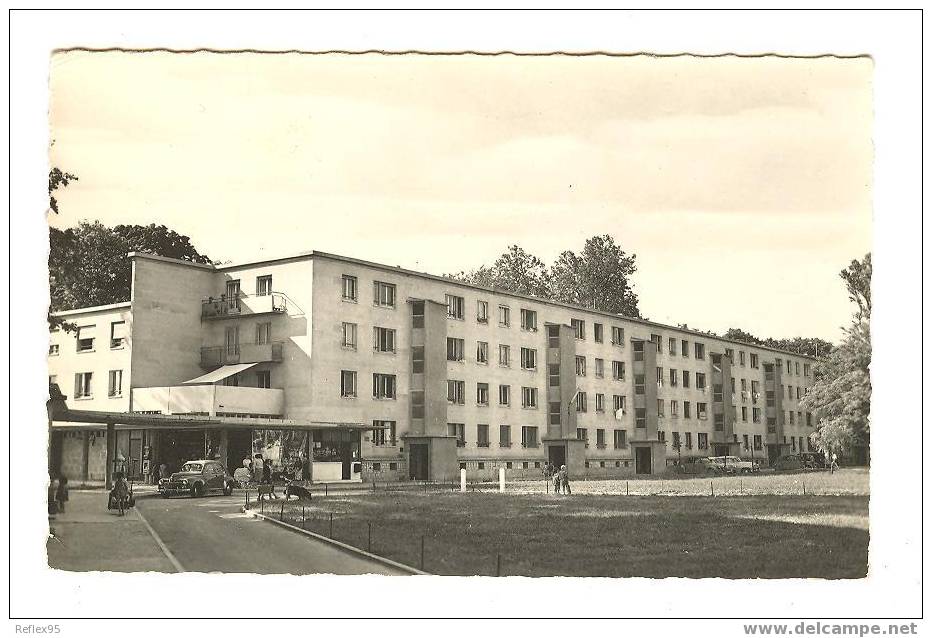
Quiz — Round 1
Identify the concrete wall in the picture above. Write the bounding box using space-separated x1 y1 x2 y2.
131 385 284 416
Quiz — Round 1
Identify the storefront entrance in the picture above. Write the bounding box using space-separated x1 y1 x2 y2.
313 429 361 482
227 429 253 472
158 429 207 476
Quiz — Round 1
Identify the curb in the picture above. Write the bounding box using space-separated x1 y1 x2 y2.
242 506 427 576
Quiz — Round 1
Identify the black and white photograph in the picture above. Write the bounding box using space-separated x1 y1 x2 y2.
7 7 924 630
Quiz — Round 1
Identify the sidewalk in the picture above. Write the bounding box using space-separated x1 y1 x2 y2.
47 491 177 572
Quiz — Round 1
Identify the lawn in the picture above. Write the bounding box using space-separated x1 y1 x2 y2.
265 487 869 578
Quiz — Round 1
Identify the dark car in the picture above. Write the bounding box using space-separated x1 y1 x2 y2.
772 454 803 471
680 456 724 475
799 452 826 469
159 460 234 498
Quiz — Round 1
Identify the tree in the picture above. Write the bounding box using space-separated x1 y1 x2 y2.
49 222 212 314
447 245 552 299
549 235 640 317
803 253 871 460
48 167 78 215
722 328 762 344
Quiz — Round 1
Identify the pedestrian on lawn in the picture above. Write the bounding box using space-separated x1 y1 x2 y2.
552 469 561 495
55 475 69 514
112 471 130 516
560 465 571 495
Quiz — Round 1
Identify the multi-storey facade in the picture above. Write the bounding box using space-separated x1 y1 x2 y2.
48 250 820 484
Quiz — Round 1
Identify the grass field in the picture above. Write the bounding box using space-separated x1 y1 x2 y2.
266 470 869 578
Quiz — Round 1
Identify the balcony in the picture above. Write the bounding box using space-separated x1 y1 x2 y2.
201 342 284 369
201 293 287 320
132 385 284 417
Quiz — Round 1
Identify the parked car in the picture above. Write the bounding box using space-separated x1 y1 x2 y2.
680 456 724 475
709 455 761 474
772 454 803 471
159 460 234 498
799 452 826 469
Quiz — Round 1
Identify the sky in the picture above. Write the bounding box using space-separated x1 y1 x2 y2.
48 51 872 342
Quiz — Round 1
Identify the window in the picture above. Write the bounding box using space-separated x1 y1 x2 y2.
683 401 691 419
611 326 624 345
766 390 775 407
576 392 587 413
651 334 662 353
789 411 795 425
714 413 724 432
657 398 665 417
447 337 465 362
448 423 466 447
521 426 539 448
576 428 588 445
110 321 127 348
374 327 396 353
498 344 511 367
658 430 666 443
725 348 734 361
520 347 537 370
751 380 760 402
697 403 708 420
48 344 59 356
341 322 357 349
476 300 489 323
341 275 358 301
612 360 626 381
672 431 681 449
791 437 797 452
613 395 626 414
571 319 585 340
476 424 490 447
595 393 605 413
254 321 272 345
74 372 93 399
445 294 464 320
807 412 813 426
548 363 560 387
750 353 759 369
681 339 689 358
742 406 748 422
223 375 239 387
752 408 762 423
613 429 627 449
804 363 811 376
373 281 396 308
730 377 736 395
520 308 538 331
547 324 560 347
76 325 96 352
575 356 587 377
594 358 604 378
477 383 489 406
669 337 677 356
765 364 775 381
372 421 397 446
796 362 800 375
500 424 512 447
340 370 357 398
742 434 749 450
521 387 538 408
499 384 511 406
256 275 272 296
411 301 425 328
594 323 604 343
107 370 123 397
549 402 561 426
372 373 396 399
669 368 678 387
633 340 644 361
796 387 802 400
635 408 646 428
739 351 746 366
670 400 679 417
682 370 690 388
634 374 645 395
476 341 489 364
656 366 664 387
447 380 466 404
685 432 693 449
256 370 271 389
498 305 511 327
753 435 763 450
698 433 709 450
712 383 723 402
694 342 705 360
225 325 240 355
596 428 606 449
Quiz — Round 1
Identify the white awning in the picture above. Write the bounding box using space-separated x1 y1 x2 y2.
182 363 260 385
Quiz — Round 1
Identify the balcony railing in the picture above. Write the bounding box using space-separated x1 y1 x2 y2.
201 293 287 319
200 341 284 369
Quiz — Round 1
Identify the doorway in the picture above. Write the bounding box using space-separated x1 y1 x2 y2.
548 444 566 469
409 444 428 480
227 429 253 472
635 447 652 475
713 444 729 457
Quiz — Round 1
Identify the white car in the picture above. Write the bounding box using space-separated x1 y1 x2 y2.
709 456 760 474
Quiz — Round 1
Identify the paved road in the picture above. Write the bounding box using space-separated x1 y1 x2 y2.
137 493 407 575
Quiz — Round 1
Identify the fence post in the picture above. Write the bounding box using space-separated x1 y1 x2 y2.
626 480 629 496
803 481 807 496
420 536 425 571
368 522 372 553
710 481 714 497
302 505 306 529
329 512 333 538
460 469 466 492
280 501 284 521
245 490 249 509
325 483 328 497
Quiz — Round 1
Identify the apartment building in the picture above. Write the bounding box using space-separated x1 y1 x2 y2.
48 250 820 484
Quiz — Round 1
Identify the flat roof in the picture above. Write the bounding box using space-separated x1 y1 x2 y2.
116 249 824 360
50 301 132 318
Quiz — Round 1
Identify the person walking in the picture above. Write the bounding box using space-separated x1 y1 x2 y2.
55 475 69 514
560 465 571 495
111 472 130 516
552 468 561 495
